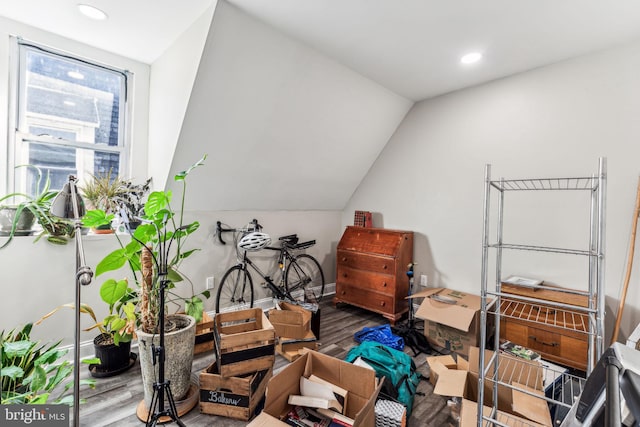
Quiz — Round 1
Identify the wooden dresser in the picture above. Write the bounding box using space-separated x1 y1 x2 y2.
333 226 413 324
499 283 591 371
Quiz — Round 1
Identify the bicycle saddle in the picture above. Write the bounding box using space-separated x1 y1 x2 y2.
238 232 272 251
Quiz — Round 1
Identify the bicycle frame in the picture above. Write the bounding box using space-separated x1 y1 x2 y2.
236 247 290 300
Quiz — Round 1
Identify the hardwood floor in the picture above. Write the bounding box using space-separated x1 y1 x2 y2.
78 301 454 426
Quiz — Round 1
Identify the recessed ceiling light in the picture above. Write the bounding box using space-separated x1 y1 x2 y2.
460 52 483 65
77 4 108 20
63 100 76 106
67 70 84 80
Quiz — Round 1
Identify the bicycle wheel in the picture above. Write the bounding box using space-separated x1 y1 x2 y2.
285 254 325 304
216 265 254 312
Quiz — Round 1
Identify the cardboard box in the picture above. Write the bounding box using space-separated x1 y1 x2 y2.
432 346 551 426
269 301 313 339
214 308 276 377
276 330 319 362
426 354 457 386
413 288 487 356
246 350 382 427
199 362 272 420
459 398 547 427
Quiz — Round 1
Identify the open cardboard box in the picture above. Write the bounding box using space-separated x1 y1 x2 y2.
247 350 382 427
412 287 487 356
268 301 313 339
432 346 552 426
460 398 547 427
276 330 319 362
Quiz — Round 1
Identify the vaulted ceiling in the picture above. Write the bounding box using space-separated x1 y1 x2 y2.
2 1 640 210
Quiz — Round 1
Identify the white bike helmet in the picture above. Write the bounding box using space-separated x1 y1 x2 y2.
238 232 271 251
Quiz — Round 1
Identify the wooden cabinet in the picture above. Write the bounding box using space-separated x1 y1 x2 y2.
499 283 591 371
333 226 413 324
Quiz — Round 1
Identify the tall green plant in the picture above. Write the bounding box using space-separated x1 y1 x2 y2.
83 155 210 332
0 323 96 405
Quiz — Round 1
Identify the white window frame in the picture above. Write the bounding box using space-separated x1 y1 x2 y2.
6 36 132 194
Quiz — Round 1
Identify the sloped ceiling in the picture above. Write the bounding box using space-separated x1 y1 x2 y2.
166 1 412 211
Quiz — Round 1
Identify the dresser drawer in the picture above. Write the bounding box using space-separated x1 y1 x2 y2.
335 283 396 314
337 250 395 274
526 326 561 357
501 317 588 370
336 265 396 294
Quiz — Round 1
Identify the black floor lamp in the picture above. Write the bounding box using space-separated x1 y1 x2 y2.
50 175 93 427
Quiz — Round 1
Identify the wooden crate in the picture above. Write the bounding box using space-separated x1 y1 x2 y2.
214 308 275 377
200 362 272 420
194 312 215 354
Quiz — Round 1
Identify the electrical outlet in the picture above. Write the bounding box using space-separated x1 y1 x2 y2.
206 276 214 290
420 274 428 287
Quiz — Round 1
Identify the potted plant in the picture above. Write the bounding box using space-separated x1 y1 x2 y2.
0 165 74 248
1 323 97 405
83 155 209 408
119 177 152 230
36 277 138 377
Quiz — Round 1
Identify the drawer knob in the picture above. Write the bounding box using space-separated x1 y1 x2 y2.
380 301 386 307
382 265 388 270
341 291 346 295
342 273 348 278
382 282 388 287
529 335 558 347
341 257 347 262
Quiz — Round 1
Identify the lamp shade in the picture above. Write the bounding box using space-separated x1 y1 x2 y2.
50 178 86 219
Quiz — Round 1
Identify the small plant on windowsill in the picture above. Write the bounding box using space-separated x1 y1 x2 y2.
80 171 151 233
0 165 75 248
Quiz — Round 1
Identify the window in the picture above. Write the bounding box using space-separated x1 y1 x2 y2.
9 38 130 195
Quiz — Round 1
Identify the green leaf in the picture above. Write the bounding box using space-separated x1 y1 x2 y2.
167 268 183 283
96 248 128 277
3 340 36 358
185 297 203 323
133 223 156 244
34 347 67 366
144 191 171 217
82 210 114 228
0 365 25 381
100 279 128 305
175 154 207 181
29 365 47 392
82 358 101 365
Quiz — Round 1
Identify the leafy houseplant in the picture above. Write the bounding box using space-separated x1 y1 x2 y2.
83 154 210 326
83 154 208 406
80 169 130 214
0 165 74 248
36 279 138 377
0 323 96 405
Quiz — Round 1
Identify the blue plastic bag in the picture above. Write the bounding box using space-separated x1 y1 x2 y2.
353 324 404 351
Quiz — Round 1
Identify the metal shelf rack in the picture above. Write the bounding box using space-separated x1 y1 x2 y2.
478 158 606 426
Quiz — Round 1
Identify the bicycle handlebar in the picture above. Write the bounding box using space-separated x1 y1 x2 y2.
215 219 262 245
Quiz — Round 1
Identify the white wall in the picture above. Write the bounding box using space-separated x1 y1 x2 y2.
148 3 216 190
344 39 640 341
168 0 412 211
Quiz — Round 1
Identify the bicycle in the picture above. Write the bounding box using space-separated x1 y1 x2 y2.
214 219 325 312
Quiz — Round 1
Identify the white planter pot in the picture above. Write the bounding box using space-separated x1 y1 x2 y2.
136 314 196 407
